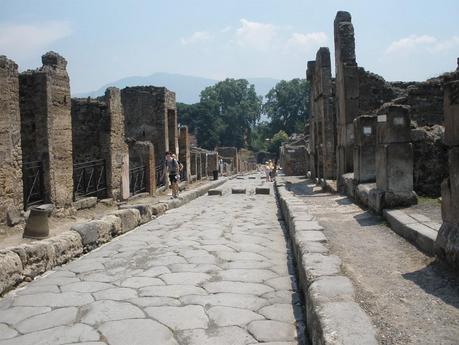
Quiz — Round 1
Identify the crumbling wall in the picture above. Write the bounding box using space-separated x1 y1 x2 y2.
19 52 73 207
71 98 107 163
280 144 309 176
121 86 175 163
0 56 23 224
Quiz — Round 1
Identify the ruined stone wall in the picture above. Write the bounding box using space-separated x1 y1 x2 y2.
121 86 174 163
19 52 73 207
0 56 23 224
280 144 309 176
216 147 238 173
71 98 107 163
179 126 191 182
334 11 359 177
358 69 397 115
207 153 218 175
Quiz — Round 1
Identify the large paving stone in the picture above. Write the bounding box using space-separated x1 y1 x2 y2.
13 292 94 307
15 307 78 333
145 305 208 330
140 284 207 298
128 297 181 308
180 293 268 310
177 326 256 345
258 303 303 323
0 324 17 340
98 319 177 345
120 276 164 288
0 306 51 325
159 272 210 285
208 306 264 326
80 300 144 325
203 281 274 295
217 269 277 283
93 287 137 301
0 323 99 345
248 320 297 342
60 281 114 293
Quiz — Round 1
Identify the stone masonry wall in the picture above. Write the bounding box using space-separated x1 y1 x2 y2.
19 52 73 207
0 56 23 224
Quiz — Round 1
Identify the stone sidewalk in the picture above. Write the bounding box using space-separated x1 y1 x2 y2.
0 175 306 345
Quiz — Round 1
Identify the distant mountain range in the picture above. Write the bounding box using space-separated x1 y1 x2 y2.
73 73 280 104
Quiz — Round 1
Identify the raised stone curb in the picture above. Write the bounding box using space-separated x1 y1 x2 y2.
275 176 378 345
0 177 228 296
383 209 438 255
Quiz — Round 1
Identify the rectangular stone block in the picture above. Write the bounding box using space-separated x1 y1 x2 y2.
376 142 413 193
208 189 223 196
255 187 270 195
376 104 411 144
231 188 246 194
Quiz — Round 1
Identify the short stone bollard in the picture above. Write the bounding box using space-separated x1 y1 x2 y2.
23 204 53 239
232 188 246 194
255 187 270 195
208 189 223 196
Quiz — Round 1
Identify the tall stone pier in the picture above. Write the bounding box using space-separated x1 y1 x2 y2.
0 56 23 224
306 61 317 179
371 104 416 212
435 76 459 269
353 115 377 183
19 52 73 208
334 11 359 187
179 126 191 182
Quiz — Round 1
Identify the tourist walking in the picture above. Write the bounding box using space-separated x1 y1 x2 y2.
163 152 180 198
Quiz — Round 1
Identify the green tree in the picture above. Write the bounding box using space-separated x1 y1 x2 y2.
263 79 309 135
200 78 262 149
268 130 289 154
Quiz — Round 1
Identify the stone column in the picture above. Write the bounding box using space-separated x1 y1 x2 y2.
179 126 191 182
196 153 202 180
334 11 360 186
306 61 317 179
435 78 459 269
207 153 218 176
104 87 129 200
19 51 73 208
353 115 377 183
0 56 23 225
167 108 178 157
201 152 208 178
190 151 197 178
373 104 416 212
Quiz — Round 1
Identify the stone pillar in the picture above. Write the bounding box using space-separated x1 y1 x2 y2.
353 115 377 183
334 11 360 185
190 151 197 178
207 153 218 176
104 87 129 200
179 126 191 182
128 141 155 195
19 51 73 208
0 56 23 225
201 152 208 178
306 61 317 179
373 104 416 211
196 152 202 180
435 78 459 268
167 108 178 157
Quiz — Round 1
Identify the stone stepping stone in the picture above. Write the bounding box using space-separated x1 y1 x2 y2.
248 176 256 179
232 188 246 194
256 187 270 195
208 189 223 196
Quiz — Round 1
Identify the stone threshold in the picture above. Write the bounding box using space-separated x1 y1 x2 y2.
0 177 229 296
274 176 378 345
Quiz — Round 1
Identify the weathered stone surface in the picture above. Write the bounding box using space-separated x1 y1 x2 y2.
99 319 177 345
119 204 152 224
203 281 274 295
232 188 246 194
0 250 23 294
145 305 208 330
180 293 268 310
41 231 83 266
140 285 207 298
93 287 137 301
248 320 297 342
10 242 55 278
177 326 255 345
80 300 144 325
15 307 78 333
0 324 17 340
208 306 264 326
13 292 94 307
159 272 210 285
71 220 112 249
208 189 223 196
258 303 303 323
73 197 97 210
0 306 50 325
256 187 270 195
109 208 141 233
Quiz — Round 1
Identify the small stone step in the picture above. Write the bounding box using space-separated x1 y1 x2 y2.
248 176 256 179
232 188 246 194
256 187 270 195
208 189 223 196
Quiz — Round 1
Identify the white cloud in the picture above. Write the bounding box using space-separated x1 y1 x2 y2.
286 32 327 53
180 31 212 45
0 21 72 59
235 18 276 50
385 34 459 55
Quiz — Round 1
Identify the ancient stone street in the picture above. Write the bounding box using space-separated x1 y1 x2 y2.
0 176 306 345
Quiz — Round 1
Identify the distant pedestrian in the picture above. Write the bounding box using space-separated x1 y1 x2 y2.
265 161 272 182
163 152 180 198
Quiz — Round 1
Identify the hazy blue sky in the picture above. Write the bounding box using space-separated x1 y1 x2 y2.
1 0 458 93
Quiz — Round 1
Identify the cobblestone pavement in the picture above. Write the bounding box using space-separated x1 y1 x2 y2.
0 175 306 345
